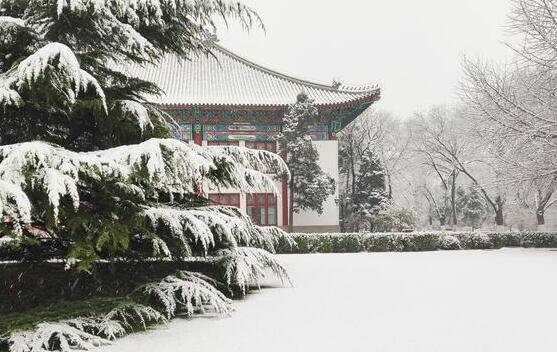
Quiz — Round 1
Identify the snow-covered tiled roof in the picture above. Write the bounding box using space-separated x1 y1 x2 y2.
118 44 380 108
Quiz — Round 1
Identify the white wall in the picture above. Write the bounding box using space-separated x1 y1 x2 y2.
292 140 339 228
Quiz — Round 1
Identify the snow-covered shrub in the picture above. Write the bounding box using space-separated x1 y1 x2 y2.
362 234 403 252
330 234 365 253
488 232 522 248
439 235 461 250
277 232 557 254
399 233 440 251
521 232 557 248
455 233 493 249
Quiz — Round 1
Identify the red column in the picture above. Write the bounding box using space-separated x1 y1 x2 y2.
193 123 204 195
193 123 202 145
282 176 288 228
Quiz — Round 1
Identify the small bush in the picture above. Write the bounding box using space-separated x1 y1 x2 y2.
439 235 461 250
276 232 557 254
455 233 493 249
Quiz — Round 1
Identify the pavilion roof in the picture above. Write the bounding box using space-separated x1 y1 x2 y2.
118 44 380 109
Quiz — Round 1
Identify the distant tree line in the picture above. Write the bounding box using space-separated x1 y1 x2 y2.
339 0 557 232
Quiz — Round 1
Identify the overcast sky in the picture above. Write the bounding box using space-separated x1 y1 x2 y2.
217 0 515 118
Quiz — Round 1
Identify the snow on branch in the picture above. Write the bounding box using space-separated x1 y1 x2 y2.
0 77 22 107
94 139 287 195
143 206 220 256
103 304 166 331
139 271 232 319
143 205 291 256
0 180 32 234
92 138 215 194
8 303 166 352
216 247 291 294
114 100 153 132
0 139 287 239
0 16 25 27
9 322 111 352
200 145 289 177
3 42 106 110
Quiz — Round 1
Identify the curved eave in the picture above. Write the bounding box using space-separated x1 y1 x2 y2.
158 88 381 111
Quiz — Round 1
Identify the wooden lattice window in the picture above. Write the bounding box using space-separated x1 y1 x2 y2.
246 193 277 226
245 141 277 153
207 141 240 146
208 193 240 208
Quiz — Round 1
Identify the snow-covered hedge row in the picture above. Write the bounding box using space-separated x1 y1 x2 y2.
276 232 557 254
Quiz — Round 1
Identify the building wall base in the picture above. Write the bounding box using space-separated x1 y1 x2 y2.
291 225 340 233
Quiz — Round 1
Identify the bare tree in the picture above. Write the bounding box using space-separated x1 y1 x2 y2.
458 0 557 225
515 176 557 224
412 106 507 226
507 0 557 70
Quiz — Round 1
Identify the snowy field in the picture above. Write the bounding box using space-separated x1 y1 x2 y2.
98 249 557 352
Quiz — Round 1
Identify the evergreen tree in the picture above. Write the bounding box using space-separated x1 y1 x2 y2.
351 150 387 231
0 0 291 296
456 185 488 229
278 92 335 232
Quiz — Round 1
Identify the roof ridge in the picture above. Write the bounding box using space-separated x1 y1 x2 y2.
212 44 378 95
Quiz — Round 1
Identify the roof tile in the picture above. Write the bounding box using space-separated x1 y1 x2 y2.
117 44 380 108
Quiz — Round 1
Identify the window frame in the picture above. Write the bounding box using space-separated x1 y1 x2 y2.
246 193 277 226
207 193 241 208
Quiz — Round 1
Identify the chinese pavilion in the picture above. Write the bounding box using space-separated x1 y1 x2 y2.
123 43 380 232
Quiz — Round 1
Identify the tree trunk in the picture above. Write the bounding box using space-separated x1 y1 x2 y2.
495 207 504 226
288 172 294 233
494 196 504 226
450 171 457 226
350 153 356 198
536 209 545 225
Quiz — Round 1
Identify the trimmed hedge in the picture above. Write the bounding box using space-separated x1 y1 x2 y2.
276 232 557 254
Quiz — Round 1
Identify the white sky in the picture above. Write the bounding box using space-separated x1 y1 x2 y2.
217 0 515 118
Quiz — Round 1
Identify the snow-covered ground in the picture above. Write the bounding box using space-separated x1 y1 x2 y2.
98 249 557 352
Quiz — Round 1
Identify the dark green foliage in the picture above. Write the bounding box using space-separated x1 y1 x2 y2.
0 261 217 314
0 0 260 150
352 150 387 221
0 0 272 267
456 185 489 228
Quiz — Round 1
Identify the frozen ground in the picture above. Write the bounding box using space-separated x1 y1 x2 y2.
98 249 557 352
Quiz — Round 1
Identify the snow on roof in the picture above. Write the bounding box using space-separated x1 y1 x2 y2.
117 44 380 109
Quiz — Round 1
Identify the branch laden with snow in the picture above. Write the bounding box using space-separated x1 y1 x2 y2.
0 138 289 265
1 43 106 110
9 323 111 352
143 205 293 257
216 247 292 294
138 271 233 319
